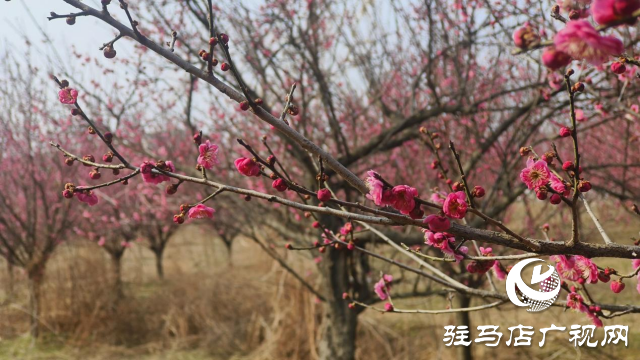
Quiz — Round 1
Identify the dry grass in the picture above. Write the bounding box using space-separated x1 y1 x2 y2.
0 213 638 359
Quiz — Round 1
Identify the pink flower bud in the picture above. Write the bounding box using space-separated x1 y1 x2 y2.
611 61 627 74
513 24 540 49
472 185 485 198
559 127 572 138
550 194 562 205
62 189 74 199
384 302 394 312
578 180 592 192
89 169 101 180
272 178 288 192
312 221 320 228
610 280 625 293
542 47 572 70
219 33 229 44
234 157 261 177
562 161 575 171
317 188 332 202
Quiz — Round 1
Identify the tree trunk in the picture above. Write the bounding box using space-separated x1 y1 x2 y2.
111 254 124 300
455 295 473 360
28 272 42 339
7 258 14 301
317 247 358 360
154 248 164 279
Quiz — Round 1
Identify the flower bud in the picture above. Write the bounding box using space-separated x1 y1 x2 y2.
65 157 75 166
103 45 117 59
572 82 584 93
103 132 113 143
559 127 572 138
166 183 178 195
219 33 229 44
89 169 101 180
220 63 230 71
103 152 114 162
287 105 300 116
536 188 548 200
610 280 625 294
209 37 218 46
71 108 80 116
317 188 331 202
193 132 202 145
82 155 95 166
173 214 185 224
549 193 562 205
519 147 531 156
578 180 591 192
611 62 626 74
452 182 464 191
62 189 74 199
240 101 250 111
562 161 575 171
472 186 485 198
66 16 76 25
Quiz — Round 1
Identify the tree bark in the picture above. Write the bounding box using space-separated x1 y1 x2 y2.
455 295 473 360
317 247 358 360
111 254 124 300
7 258 14 301
154 247 164 279
28 271 42 339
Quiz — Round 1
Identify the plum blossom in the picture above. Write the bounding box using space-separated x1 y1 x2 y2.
551 255 597 283
76 191 98 206
443 191 467 219
58 88 78 104
374 274 393 300
542 47 572 70
234 157 261 177
390 185 418 215
520 158 550 190
365 170 385 205
423 214 450 232
422 230 467 262
550 173 570 196
141 160 175 184
187 204 215 220
197 140 219 169
554 20 624 65
592 0 640 26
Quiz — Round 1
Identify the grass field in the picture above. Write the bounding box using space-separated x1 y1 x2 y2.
0 213 638 359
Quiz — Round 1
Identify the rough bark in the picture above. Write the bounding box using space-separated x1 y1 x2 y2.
317 246 358 360
111 253 124 300
153 247 164 279
455 295 473 360
28 271 42 339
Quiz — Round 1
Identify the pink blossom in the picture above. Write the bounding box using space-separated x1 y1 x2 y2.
187 204 215 220
141 161 175 184
512 24 539 49
197 140 219 169
566 292 585 310
610 280 625 293
493 262 507 280
365 170 385 205
422 230 465 262
554 20 624 66
443 191 467 219
549 173 570 196
272 178 288 192
423 214 450 232
592 0 640 26
520 159 550 190
76 191 99 206
542 47 572 70
430 192 446 205
390 185 418 215
374 274 393 300
552 255 581 281
234 157 261 177
58 88 78 104
575 256 598 283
